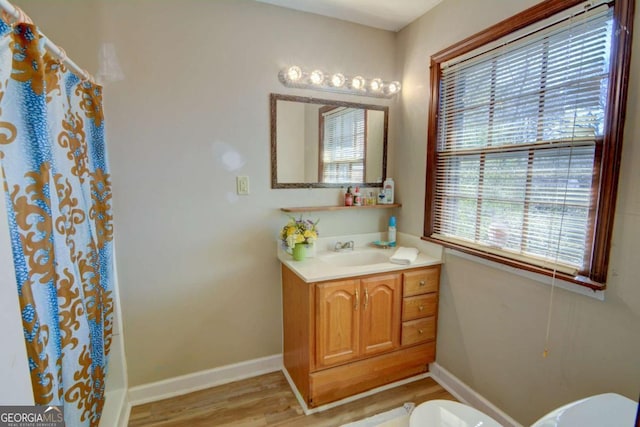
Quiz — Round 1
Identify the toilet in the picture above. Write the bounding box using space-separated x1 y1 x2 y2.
409 393 637 427
409 399 502 426
530 393 637 427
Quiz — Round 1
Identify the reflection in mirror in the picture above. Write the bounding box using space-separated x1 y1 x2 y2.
271 93 388 188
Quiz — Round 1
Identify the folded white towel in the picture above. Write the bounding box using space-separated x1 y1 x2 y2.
390 247 419 265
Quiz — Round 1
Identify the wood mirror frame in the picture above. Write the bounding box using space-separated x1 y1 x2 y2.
270 93 389 189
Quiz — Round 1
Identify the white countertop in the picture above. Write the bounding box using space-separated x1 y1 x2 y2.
277 233 443 283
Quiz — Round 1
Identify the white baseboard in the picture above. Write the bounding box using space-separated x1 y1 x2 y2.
429 362 523 427
123 356 521 427
127 354 283 407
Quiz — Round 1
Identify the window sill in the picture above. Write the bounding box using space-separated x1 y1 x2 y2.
422 237 605 300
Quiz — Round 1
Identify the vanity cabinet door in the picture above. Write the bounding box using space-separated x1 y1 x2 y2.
360 274 401 357
316 279 360 369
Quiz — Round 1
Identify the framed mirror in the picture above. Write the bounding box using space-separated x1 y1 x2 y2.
270 93 388 188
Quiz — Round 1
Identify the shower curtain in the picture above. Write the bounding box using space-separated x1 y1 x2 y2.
0 20 113 427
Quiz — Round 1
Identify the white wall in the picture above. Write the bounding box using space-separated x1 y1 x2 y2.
13 0 398 388
395 0 640 424
101 0 397 387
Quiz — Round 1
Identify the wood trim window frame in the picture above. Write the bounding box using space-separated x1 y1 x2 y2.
423 0 635 290
318 106 368 184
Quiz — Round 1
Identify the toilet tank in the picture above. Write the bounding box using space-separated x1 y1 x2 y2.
531 393 638 427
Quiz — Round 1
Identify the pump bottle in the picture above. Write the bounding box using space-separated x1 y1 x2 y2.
388 216 396 247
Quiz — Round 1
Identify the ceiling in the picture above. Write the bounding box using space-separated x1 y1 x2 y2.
254 0 443 32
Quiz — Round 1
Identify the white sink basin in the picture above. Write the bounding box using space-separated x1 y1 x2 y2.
319 250 390 267
277 234 442 282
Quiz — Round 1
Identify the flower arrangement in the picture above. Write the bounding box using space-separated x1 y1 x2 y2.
281 216 319 249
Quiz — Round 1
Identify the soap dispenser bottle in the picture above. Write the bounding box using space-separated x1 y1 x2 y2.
388 216 397 247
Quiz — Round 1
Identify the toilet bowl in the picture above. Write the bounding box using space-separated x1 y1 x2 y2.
530 393 637 427
409 393 637 427
409 399 502 426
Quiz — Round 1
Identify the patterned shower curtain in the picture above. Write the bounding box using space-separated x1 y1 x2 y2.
0 19 113 427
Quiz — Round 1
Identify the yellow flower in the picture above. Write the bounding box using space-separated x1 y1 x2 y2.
281 216 319 250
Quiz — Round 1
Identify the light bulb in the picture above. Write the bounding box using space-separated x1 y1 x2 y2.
310 70 324 85
351 76 365 90
286 65 302 82
370 78 383 92
387 81 401 94
331 73 345 88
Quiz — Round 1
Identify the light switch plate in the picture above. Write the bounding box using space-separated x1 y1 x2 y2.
236 176 249 195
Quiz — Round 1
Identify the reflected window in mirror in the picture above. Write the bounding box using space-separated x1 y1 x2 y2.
320 107 365 183
271 93 388 189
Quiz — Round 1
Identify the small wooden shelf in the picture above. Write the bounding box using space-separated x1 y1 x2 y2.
280 203 402 213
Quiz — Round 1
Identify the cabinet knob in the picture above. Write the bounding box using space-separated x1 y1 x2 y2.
419 280 426 286
418 329 424 334
418 305 424 311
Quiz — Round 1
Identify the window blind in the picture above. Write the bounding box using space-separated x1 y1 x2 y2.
432 5 613 274
322 107 365 183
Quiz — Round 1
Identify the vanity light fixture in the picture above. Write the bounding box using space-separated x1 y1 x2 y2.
351 75 366 91
370 78 383 92
286 65 303 82
310 69 325 85
331 73 346 88
278 65 401 98
387 81 401 95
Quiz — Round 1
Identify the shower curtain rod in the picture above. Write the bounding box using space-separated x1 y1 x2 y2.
0 0 93 82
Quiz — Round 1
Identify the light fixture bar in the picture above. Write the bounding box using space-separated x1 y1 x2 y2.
278 65 401 99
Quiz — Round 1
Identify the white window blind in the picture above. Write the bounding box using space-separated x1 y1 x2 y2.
432 5 613 274
321 107 365 183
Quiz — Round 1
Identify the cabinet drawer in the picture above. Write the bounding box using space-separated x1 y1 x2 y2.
403 267 439 297
402 317 436 346
402 294 437 321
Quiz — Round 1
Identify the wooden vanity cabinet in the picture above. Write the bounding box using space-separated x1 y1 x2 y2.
282 264 441 408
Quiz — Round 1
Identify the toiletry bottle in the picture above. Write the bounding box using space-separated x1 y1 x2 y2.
345 186 353 206
383 178 395 204
388 216 397 247
354 186 362 206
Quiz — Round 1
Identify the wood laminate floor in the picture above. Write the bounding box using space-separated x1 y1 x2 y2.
128 371 456 426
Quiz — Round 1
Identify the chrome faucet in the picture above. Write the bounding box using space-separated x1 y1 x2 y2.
334 241 355 252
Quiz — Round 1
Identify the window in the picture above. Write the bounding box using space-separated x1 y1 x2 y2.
425 0 634 289
319 107 366 183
